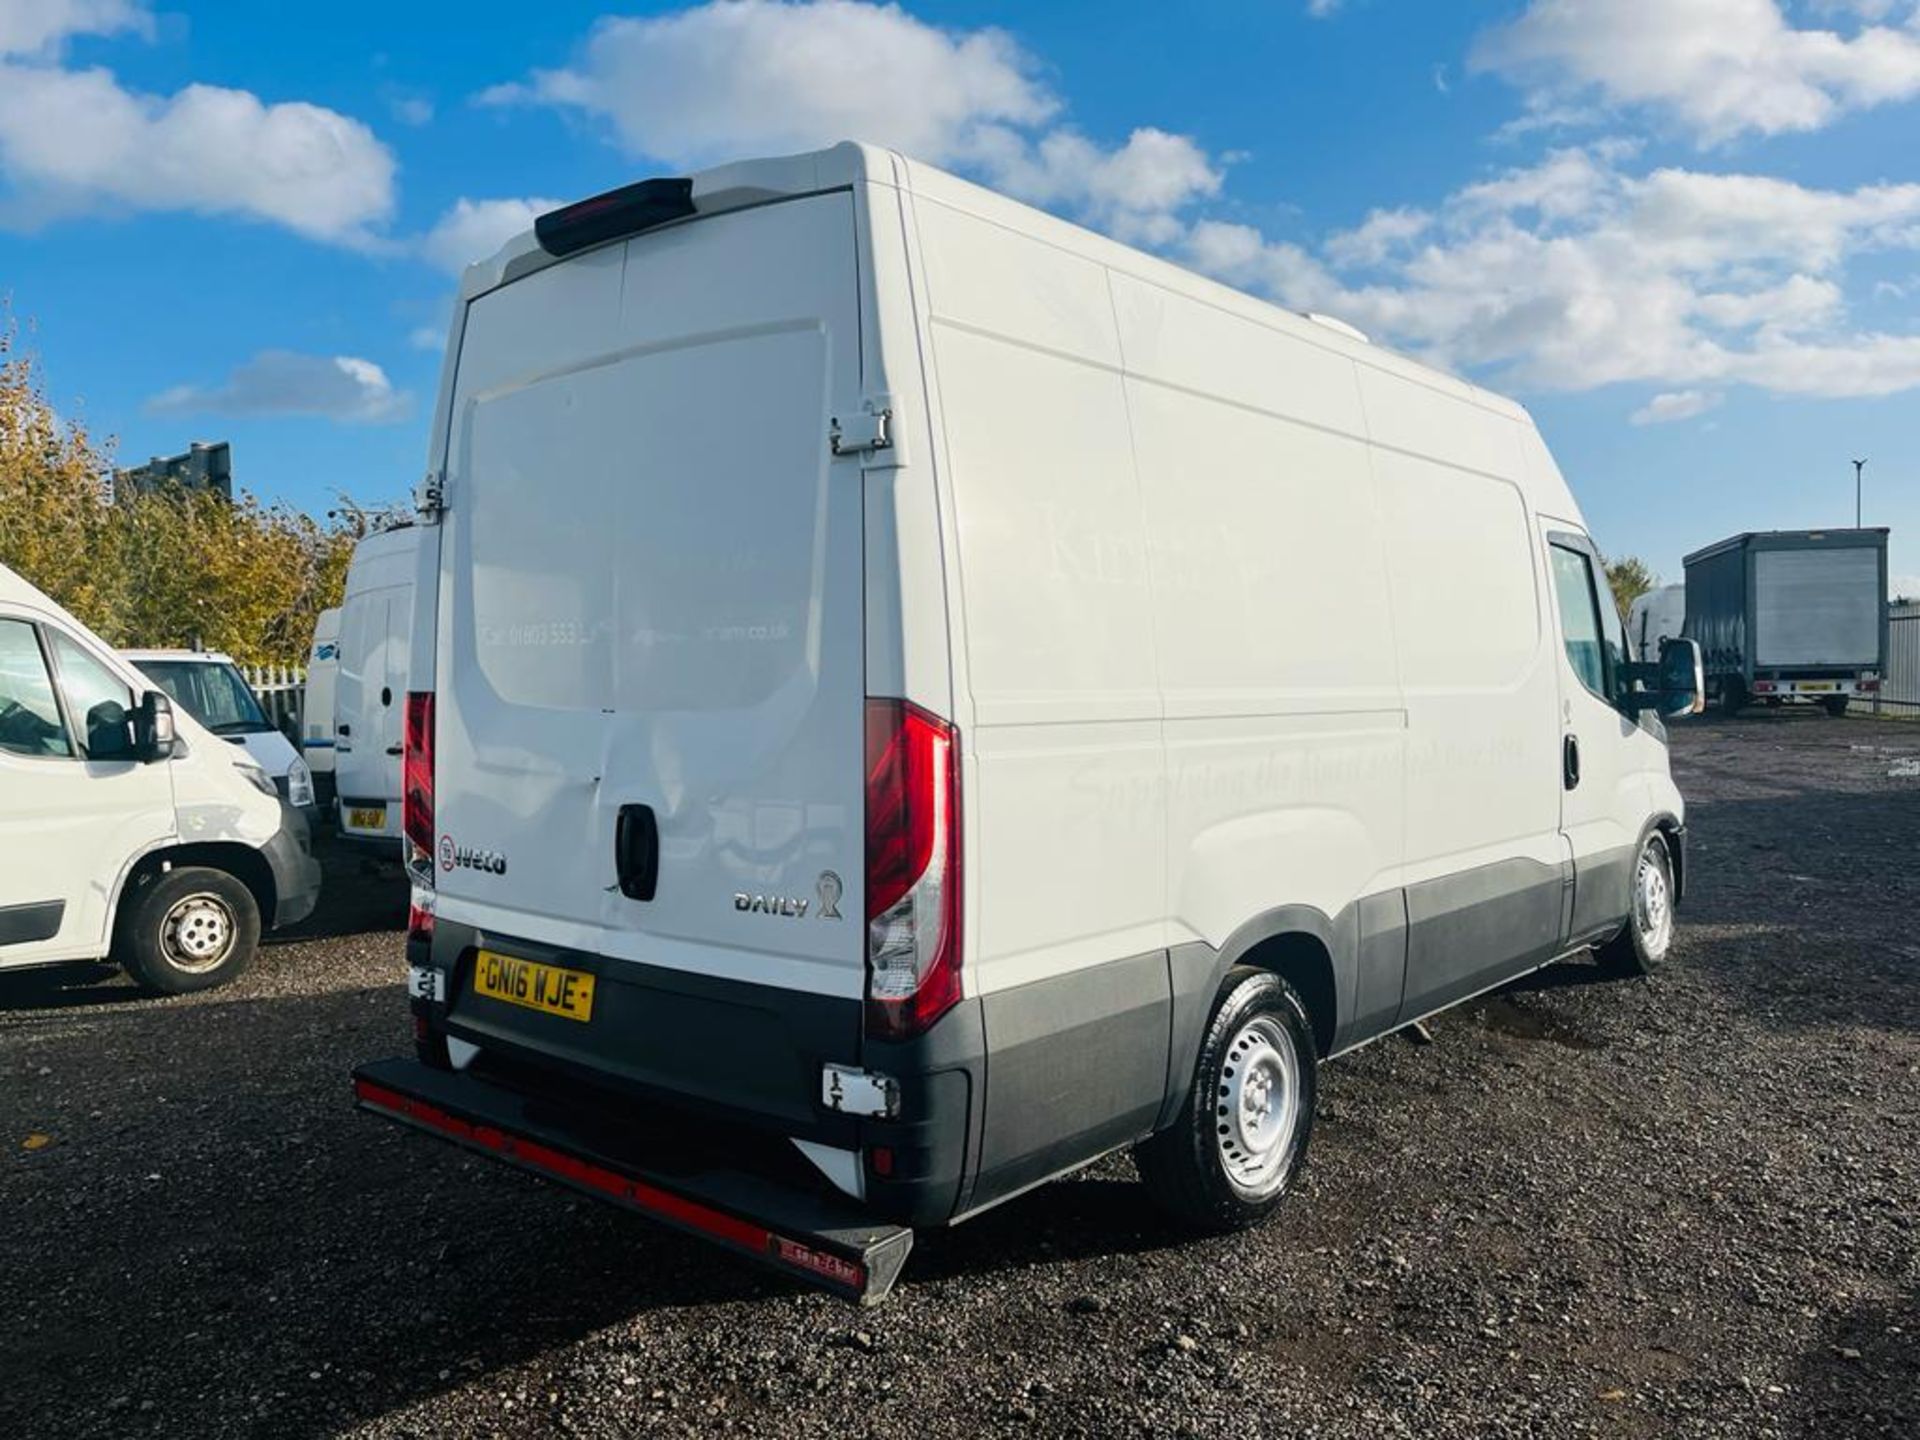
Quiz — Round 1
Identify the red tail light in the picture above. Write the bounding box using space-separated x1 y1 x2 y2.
864 699 961 1041
403 692 435 885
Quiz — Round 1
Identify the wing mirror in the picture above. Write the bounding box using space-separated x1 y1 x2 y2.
133 690 177 763
1628 638 1705 719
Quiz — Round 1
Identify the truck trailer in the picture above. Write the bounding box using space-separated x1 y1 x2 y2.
1684 529 1889 716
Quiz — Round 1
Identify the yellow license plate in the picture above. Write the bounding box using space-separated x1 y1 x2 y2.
472 950 596 1023
348 806 386 829
1797 682 1835 692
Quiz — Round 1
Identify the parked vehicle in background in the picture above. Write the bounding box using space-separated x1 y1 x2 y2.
125 649 315 816
3 565 321 992
353 143 1707 1303
303 607 341 812
1628 583 1686 660
334 526 420 851
1685 529 1889 716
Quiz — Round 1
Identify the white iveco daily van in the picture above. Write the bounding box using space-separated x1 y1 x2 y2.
333 525 420 850
1 565 321 993
355 144 1705 1302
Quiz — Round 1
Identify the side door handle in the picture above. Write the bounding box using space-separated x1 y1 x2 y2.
385 744 403 756
614 803 659 902
1563 734 1581 790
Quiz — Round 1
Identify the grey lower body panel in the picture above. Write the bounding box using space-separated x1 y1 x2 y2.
1395 856 1568 1026
0 899 64 947
261 801 322 929
970 951 1169 1211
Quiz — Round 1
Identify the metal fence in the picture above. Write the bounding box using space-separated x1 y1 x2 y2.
1870 603 1919 715
242 662 307 737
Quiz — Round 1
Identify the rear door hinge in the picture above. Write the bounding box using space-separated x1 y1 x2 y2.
829 408 891 458
415 468 446 517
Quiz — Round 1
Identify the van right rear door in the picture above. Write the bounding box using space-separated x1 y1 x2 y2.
431 192 871 1114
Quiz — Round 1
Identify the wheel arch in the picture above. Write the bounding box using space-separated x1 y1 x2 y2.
112 842 278 939
1158 904 1345 1133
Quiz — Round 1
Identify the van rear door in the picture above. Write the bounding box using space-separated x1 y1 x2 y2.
434 192 868 1034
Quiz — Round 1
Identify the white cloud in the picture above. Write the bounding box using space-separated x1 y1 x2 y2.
147 352 411 424
0 5 396 244
422 196 565 273
1473 0 1920 144
0 0 148 59
1306 0 1346 16
1631 390 1723 425
1326 207 1431 267
1178 146 1920 403
485 1 1219 242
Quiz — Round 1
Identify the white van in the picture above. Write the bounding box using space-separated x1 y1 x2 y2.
2 566 322 993
123 649 316 816
333 526 420 850
355 145 1705 1302
1628 583 1686 661
303 606 341 809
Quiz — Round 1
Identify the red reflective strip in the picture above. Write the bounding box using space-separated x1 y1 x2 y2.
352 1078 864 1290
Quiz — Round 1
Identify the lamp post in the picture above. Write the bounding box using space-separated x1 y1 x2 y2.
1853 458 1866 529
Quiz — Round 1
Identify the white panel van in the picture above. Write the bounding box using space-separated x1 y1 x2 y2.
354 145 1705 1302
303 606 341 808
1 565 322 993
333 526 420 850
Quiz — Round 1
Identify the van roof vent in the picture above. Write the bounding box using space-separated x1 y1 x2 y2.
1300 312 1370 344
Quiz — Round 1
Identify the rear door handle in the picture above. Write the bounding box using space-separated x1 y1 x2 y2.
1563 734 1581 789
385 744 403 756
614 804 659 902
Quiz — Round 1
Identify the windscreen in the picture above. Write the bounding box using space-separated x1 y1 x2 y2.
138 660 270 733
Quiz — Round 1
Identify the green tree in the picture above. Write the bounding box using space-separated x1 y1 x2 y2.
1603 555 1657 623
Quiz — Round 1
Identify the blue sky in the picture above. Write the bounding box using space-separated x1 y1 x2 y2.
3 0 1918 593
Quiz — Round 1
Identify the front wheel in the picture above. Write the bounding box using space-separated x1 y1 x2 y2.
1596 832 1676 979
114 866 261 995
1823 696 1850 718
1135 968 1317 1232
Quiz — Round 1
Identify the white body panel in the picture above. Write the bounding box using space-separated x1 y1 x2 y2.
304 606 341 775
1628 584 1685 661
0 569 285 969
423 141 1680 1059
335 527 420 842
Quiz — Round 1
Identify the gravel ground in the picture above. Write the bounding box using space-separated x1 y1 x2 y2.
3 715 1916 1440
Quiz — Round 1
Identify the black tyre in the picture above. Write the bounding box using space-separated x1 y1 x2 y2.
1596 831 1676 979
1135 967 1317 1233
1718 679 1747 717
114 866 260 995
1822 696 1850 718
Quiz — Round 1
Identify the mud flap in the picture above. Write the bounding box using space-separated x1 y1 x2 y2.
352 1056 913 1305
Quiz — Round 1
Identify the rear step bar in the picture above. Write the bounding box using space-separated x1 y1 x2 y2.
351 1057 913 1305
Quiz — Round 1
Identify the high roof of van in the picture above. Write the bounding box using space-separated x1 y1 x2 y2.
121 648 239 665
457 141 1528 432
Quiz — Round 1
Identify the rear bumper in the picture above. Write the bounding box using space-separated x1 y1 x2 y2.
352 1055 913 1304
413 916 982 1228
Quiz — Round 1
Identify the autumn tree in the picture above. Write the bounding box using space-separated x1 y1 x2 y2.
1 307 393 663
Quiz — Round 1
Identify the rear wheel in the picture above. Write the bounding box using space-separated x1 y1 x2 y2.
114 866 260 995
1822 696 1850 718
1136 968 1317 1232
1718 679 1747 716
1597 832 1675 979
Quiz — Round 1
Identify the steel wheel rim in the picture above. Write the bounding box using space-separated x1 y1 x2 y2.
160 893 236 974
1215 1014 1302 1198
1634 843 1674 961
